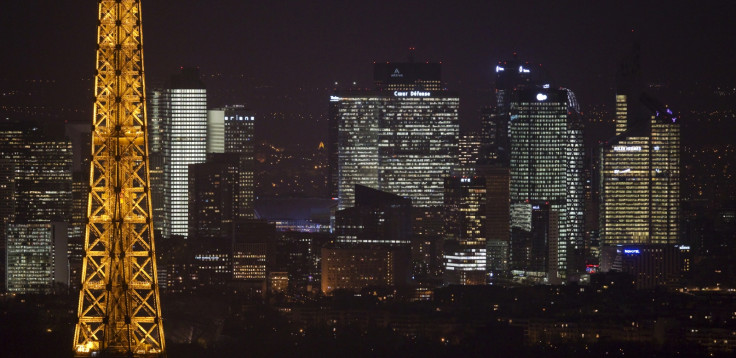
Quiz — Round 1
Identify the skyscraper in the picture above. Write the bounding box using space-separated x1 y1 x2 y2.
5 222 68 294
443 176 487 285
0 122 73 224
478 166 510 277
331 58 459 209
204 106 256 219
509 88 583 281
458 132 481 176
488 55 545 164
599 41 680 246
188 153 241 240
223 106 255 219
162 68 208 238
600 102 680 245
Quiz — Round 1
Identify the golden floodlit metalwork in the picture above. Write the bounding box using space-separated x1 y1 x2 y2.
74 0 165 356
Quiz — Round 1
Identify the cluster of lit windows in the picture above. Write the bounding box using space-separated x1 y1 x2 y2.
509 89 581 276
321 247 396 294
162 88 208 237
5 223 60 294
334 92 459 209
601 117 680 245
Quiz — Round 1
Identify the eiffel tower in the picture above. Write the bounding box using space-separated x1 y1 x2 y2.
73 0 165 356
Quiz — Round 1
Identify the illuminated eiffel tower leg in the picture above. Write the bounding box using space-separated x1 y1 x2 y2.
74 0 165 356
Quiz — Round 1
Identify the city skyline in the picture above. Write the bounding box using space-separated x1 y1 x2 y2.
1 1 735 147
1 1 736 357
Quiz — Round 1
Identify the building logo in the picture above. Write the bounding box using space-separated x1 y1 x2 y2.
613 145 642 152
393 90 431 97
391 68 403 78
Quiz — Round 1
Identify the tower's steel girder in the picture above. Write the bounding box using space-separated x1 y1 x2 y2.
74 1 165 356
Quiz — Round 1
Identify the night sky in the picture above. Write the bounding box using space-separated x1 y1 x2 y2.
2 0 735 145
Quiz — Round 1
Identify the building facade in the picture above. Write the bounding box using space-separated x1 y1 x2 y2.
443 176 487 285
600 100 680 245
5 222 68 294
330 60 459 209
161 68 208 238
509 88 583 281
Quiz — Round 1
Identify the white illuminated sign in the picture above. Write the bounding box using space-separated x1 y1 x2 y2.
391 68 403 78
460 178 471 183
495 65 505 73
623 249 640 254
613 146 642 152
393 90 431 97
613 168 631 174
330 95 341 102
518 66 530 73
536 93 547 101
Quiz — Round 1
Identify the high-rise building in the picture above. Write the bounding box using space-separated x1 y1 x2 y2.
477 166 510 277
509 203 560 283
205 106 256 218
206 108 226 154
458 132 481 176
479 106 500 163
148 86 166 236
0 122 73 224
189 153 241 240
411 207 446 280
5 222 68 294
0 159 13 291
600 101 680 245
600 41 680 247
564 89 585 273
509 88 583 281
331 94 381 209
162 68 208 238
490 55 545 164
232 219 277 296
224 106 255 219
330 59 459 209
443 176 487 285
0 121 73 294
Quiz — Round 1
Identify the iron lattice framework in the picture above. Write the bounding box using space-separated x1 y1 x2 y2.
74 0 165 356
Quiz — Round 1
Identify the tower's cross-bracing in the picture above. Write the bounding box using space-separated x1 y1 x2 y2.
74 0 165 356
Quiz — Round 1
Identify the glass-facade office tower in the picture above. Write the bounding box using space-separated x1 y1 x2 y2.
600 98 680 245
443 176 487 285
488 55 544 165
205 106 256 219
509 88 583 281
330 60 459 209
162 68 207 238
0 122 73 225
5 222 68 294
0 121 73 293
224 106 255 219
600 41 680 246
477 166 510 276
